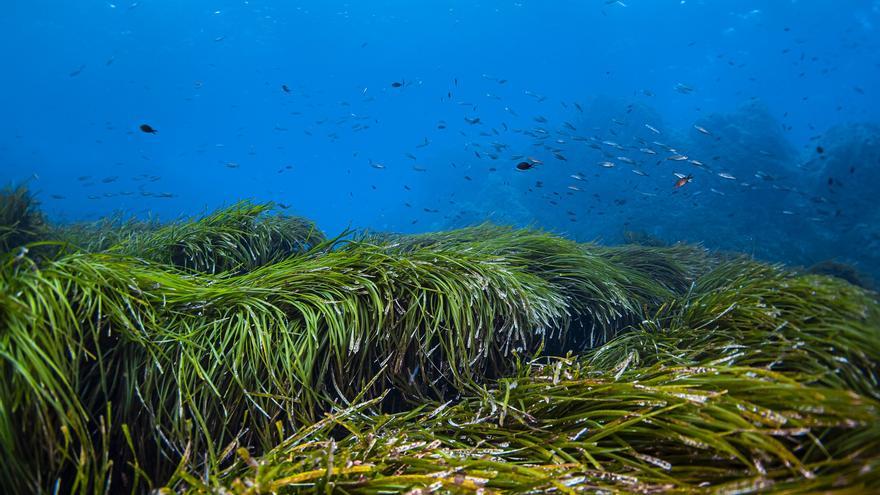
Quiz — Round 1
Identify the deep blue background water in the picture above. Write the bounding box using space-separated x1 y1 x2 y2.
2 1 879 277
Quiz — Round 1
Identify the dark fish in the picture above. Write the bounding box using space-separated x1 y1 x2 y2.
464 117 481 125
282 84 291 93
516 161 534 171
391 80 404 88
139 124 158 134
816 146 824 154
69 65 86 77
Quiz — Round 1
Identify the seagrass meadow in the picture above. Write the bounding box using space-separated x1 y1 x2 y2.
1 184 879 494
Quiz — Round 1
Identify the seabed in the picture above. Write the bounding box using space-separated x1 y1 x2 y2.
1 185 878 494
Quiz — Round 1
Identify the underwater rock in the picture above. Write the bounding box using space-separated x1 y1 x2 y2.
808 259 875 290
689 100 797 182
580 96 667 138
622 229 668 247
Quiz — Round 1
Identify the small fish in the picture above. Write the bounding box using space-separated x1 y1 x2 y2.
674 174 694 188
667 154 688 161
694 125 711 135
644 124 661 134
281 84 291 93
391 80 404 88
464 117 481 125
816 146 824 154
717 172 736 180
50 194 66 199
567 185 583 192
674 83 694 94
516 161 535 171
617 156 636 165
139 124 158 134
369 160 386 169
570 174 585 181
599 161 616 168
631 169 648 176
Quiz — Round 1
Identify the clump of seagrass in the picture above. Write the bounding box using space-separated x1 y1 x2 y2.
588 259 880 399
165 359 880 494
0 183 46 253
3 224 667 493
2 202 879 495
48 212 160 253
112 201 326 274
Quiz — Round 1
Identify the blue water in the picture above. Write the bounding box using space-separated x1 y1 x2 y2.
2 1 879 278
